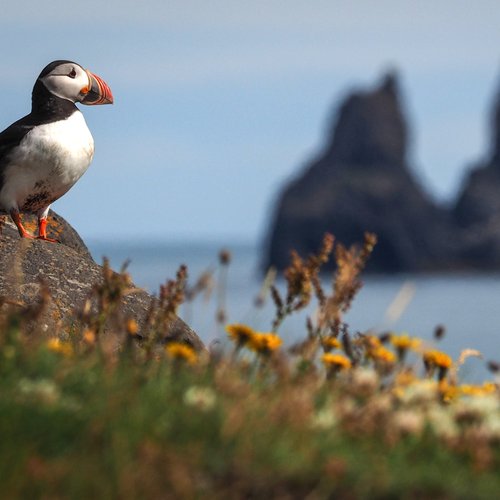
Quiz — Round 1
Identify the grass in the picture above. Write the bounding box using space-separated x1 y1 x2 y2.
0 233 499 499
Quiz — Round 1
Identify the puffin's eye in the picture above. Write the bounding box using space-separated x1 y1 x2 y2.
68 68 77 79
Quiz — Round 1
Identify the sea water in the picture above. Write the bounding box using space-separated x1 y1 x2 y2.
88 240 500 382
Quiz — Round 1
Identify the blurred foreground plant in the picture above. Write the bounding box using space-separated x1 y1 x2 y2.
0 233 499 499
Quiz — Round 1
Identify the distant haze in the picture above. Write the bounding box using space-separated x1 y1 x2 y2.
1 1 499 244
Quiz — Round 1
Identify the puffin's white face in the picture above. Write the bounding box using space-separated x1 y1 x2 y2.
39 61 113 105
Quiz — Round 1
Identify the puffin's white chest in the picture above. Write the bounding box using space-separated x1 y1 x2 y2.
1 111 94 212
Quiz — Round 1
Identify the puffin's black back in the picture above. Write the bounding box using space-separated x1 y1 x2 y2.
0 60 79 192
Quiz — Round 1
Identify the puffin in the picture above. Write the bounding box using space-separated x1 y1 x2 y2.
0 60 113 241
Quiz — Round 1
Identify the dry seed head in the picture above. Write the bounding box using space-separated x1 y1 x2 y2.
434 324 446 340
219 249 231 265
487 361 500 373
216 309 226 324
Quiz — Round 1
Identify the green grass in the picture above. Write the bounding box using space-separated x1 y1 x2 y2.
0 336 499 499
1 236 499 499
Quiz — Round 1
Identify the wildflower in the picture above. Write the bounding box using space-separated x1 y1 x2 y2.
126 318 139 336
248 332 282 355
46 338 73 357
423 350 452 380
322 353 352 371
311 407 337 430
364 335 382 350
427 406 459 440
392 410 424 436
453 395 499 425
396 380 439 405
369 346 396 365
459 382 497 397
390 333 420 360
18 378 60 405
321 336 341 352
351 367 379 395
184 386 216 411
82 329 96 345
395 369 417 387
225 323 256 347
439 380 460 403
165 342 198 365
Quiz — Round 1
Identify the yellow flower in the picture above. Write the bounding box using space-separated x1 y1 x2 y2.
364 335 382 349
459 382 497 397
46 338 73 357
321 336 341 352
423 350 452 369
423 350 453 381
82 329 96 345
439 380 459 403
369 346 396 364
395 370 417 387
225 323 256 346
126 318 139 336
390 333 420 351
322 353 352 370
248 332 282 354
165 342 198 365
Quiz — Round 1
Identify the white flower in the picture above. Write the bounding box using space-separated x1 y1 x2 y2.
451 394 499 428
311 407 337 430
183 386 216 412
393 410 424 436
397 380 438 406
427 407 459 440
18 378 60 405
351 367 379 393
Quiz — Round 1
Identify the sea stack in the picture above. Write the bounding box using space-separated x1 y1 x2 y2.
264 73 453 272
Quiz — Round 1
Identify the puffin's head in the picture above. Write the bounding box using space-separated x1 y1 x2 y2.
37 60 113 105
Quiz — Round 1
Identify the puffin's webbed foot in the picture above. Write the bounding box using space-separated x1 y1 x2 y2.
9 210 36 239
37 216 59 243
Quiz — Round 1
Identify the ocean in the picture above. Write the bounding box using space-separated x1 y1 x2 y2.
88 240 500 382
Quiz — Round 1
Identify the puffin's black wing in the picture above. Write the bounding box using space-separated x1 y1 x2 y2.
0 116 35 161
0 115 35 190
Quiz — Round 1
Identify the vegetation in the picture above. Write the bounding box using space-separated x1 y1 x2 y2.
1 234 499 499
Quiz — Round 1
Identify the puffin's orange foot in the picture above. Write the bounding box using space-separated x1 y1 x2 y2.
36 235 58 243
37 217 58 242
10 210 36 239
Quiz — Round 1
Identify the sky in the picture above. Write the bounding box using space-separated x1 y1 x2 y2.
1 1 500 245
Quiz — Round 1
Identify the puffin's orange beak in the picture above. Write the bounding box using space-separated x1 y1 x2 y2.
81 70 113 105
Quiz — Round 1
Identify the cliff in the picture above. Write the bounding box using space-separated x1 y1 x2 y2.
264 73 457 272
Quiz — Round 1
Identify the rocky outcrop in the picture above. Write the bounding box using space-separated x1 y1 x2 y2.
0 212 204 350
452 85 500 268
264 73 456 272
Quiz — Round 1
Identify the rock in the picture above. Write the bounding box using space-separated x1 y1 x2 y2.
264 73 455 272
1 210 92 258
452 84 500 268
0 213 204 351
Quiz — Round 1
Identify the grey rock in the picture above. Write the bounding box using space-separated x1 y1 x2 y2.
452 83 500 268
0 213 204 351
